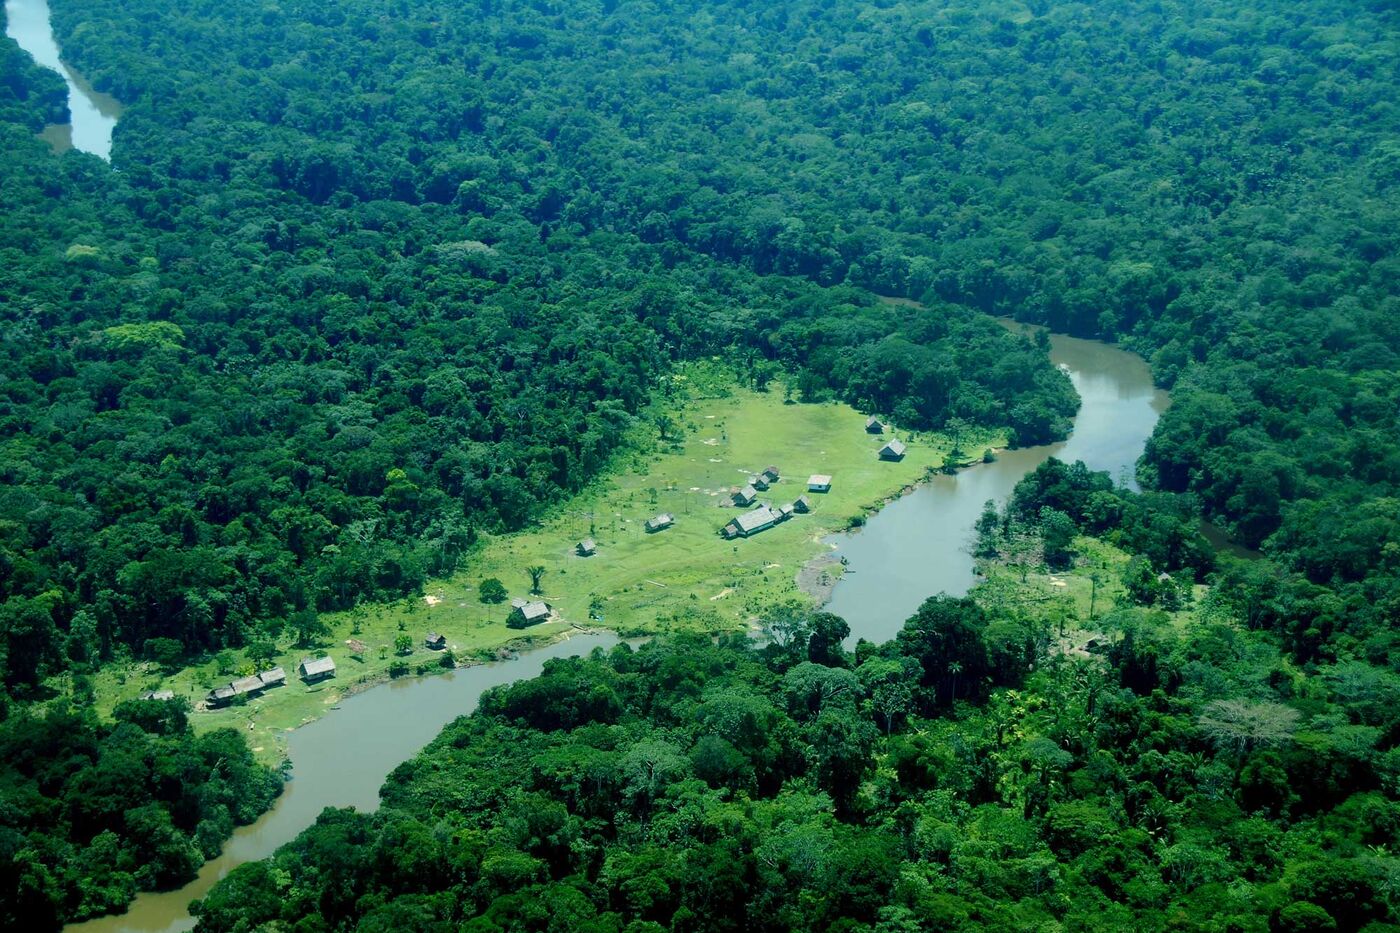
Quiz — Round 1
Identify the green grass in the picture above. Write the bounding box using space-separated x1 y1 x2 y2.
433 371 995 639
91 371 1001 762
974 533 1210 655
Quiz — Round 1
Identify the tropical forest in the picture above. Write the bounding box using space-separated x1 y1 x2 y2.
0 0 1397 930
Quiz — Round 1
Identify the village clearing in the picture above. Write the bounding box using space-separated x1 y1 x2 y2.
93 371 1000 761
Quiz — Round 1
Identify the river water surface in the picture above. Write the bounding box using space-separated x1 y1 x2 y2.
824 326 1171 645
4 0 121 158
66 327 1167 932
67 633 622 933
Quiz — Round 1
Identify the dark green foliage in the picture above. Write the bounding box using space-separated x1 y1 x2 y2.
193 612 1400 933
0 703 280 927
478 578 508 605
2 0 1399 927
0 1 1073 694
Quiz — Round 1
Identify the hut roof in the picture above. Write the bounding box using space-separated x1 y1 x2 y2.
733 485 758 504
300 656 337 678
645 513 674 531
732 506 782 535
209 685 236 701
140 689 176 701
879 439 907 458
578 537 597 554
425 632 446 647
517 601 550 622
231 674 265 695
259 667 287 686
808 474 833 489
865 415 886 432
763 465 780 480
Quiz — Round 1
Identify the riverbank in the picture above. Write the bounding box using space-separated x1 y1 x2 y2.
4 0 122 157
818 328 1171 644
88 370 993 763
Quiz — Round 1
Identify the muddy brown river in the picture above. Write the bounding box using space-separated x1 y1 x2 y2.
66 326 1172 932
823 326 1171 645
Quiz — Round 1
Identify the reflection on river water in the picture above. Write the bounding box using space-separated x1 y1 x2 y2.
823 327 1171 646
5 0 121 158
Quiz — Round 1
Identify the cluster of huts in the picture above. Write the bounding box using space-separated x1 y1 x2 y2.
721 465 820 540
571 415 906 551
205 666 287 706
867 416 906 460
204 656 338 707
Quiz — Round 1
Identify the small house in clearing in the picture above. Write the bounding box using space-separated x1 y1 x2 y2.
752 475 769 491
207 685 237 706
723 505 783 539
259 667 286 689
299 656 337 683
425 632 447 650
207 670 271 707
808 474 832 493
140 689 175 702
645 513 674 533
762 466 781 483
879 439 907 461
732 485 758 507
865 416 887 434
231 674 266 696
778 503 795 521
577 538 597 557
509 600 551 628
793 495 812 513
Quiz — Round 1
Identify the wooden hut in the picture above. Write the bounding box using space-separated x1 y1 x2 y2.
645 513 674 533
723 505 783 539
807 474 832 493
206 684 237 706
258 667 287 689
577 538 597 556
425 632 447 650
509 601 551 628
865 416 887 434
231 674 266 696
298 656 337 683
878 439 907 461
793 495 812 513
732 485 758 507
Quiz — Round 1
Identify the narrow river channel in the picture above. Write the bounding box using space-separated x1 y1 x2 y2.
66 633 622 933
4 0 121 158
824 326 1171 645
66 326 1166 933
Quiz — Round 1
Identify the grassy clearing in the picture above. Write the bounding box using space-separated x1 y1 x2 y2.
426 373 984 640
974 533 1209 656
92 370 999 761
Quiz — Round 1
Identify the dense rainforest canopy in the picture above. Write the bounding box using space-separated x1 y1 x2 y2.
191 608 1400 933
1 0 1399 927
0 0 1078 692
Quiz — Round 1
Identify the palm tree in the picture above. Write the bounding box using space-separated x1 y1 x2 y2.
949 660 964 702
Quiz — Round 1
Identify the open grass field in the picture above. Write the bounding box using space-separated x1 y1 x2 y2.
90 370 999 760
